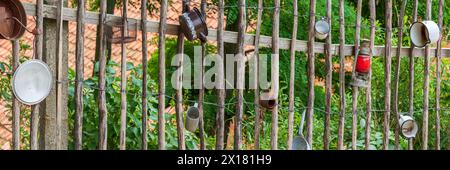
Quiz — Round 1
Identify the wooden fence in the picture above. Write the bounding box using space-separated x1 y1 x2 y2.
7 0 450 150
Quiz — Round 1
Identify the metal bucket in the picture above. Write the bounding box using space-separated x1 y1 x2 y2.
399 114 418 139
315 18 330 40
12 59 53 106
292 110 311 150
185 103 200 132
179 7 208 42
410 21 440 48
0 0 27 40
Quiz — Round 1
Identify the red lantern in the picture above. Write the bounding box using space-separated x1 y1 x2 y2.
355 54 370 74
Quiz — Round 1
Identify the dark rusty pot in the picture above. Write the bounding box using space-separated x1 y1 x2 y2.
0 0 27 40
179 7 208 42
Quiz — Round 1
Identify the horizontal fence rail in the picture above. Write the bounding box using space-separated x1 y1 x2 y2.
22 2 450 58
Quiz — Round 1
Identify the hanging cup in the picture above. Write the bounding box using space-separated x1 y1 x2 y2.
314 18 330 40
259 90 276 109
398 114 418 139
410 21 440 48
185 103 200 132
179 7 208 42
12 60 53 106
0 0 28 40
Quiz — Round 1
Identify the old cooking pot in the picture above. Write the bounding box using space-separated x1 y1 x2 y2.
0 0 27 40
410 21 440 48
179 7 208 42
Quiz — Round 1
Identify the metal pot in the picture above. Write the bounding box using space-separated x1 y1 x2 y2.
410 21 440 48
185 103 200 132
399 114 418 139
259 90 276 109
314 18 330 40
179 7 208 42
12 59 53 106
0 0 27 40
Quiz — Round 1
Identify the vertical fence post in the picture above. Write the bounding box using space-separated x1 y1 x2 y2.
97 0 108 150
235 0 246 150
31 0 44 150
365 0 376 150
141 0 149 150
12 40 20 150
74 0 86 150
351 0 362 150
323 0 332 151
119 0 129 150
199 0 207 150
40 0 68 150
383 0 393 150
337 0 346 150
175 0 189 151
252 0 263 150
393 0 407 150
271 0 280 150
287 0 298 150
408 0 418 150
216 0 225 150
435 0 444 150
157 0 168 150
305 0 316 149
422 0 432 150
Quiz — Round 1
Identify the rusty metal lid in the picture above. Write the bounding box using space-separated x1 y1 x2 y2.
0 0 27 40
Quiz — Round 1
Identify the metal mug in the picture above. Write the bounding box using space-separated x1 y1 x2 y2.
179 7 208 42
410 20 440 48
185 103 200 132
315 18 330 40
0 0 28 40
12 59 53 105
399 114 418 139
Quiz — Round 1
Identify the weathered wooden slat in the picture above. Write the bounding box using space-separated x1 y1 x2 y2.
12 40 20 150
157 0 168 150
383 0 393 150
55 0 64 150
234 0 246 150
305 0 316 149
365 0 376 150
216 0 225 150
252 0 263 150
323 0 332 151
141 0 149 151
74 0 85 150
174 0 188 151
97 0 108 150
287 0 298 150
393 0 407 150
351 0 362 150
20 2 450 58
199 0 207 150
31 0 44 150
119 0 128 150
436 0 444 150
337 0 345 150
408 0 418 151
270 0 280 150
422 0 432 150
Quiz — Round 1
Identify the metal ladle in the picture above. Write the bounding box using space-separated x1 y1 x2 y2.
292 109 311 150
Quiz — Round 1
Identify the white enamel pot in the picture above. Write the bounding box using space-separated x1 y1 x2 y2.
410 20 440 48
315 19 330 40
398 114 418 139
